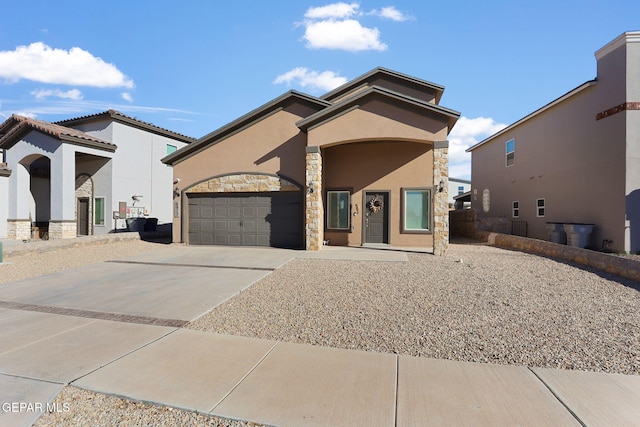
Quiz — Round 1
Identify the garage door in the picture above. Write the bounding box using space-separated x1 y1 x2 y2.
188 192 302 248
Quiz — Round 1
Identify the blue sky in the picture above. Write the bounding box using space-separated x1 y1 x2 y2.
0 1 638 179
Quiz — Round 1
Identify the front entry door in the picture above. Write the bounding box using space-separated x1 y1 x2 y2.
364 192 389 244
77 198 89 236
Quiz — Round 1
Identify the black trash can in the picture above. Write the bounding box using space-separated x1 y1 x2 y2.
144 218 158 232
126 218 146 232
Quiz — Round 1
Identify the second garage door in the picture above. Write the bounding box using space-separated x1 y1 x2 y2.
188 192 302 248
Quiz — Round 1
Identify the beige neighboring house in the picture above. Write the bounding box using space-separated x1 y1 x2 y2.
163 67 460 254
467 31 640 253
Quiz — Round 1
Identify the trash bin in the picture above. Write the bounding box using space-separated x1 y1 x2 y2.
126 218 146 232
563 223 594 248
144 218 158 232
545 222 567 244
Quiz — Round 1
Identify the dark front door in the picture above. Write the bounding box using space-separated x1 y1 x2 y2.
364 192 389 244
77 198 89 236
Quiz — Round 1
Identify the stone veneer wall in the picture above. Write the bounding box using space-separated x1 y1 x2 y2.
474 230 640 282
432 142 449 256
48 221 77 239
7 219 31 240
305 148 323 250
185 173 300 193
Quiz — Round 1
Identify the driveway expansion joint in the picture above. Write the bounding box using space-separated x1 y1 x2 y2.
527 367 587 427
106 260 276 271
0 300 189 328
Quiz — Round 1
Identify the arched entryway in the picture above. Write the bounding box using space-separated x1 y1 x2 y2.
17 155 51 239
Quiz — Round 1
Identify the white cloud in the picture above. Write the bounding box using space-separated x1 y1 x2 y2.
303 19 387 51
31 88 83 100
299 2 410 52
447 116 507 179
304 2 360 19
274 67 347 92
0 42 134 88
121 92 133 102
370 6 412 21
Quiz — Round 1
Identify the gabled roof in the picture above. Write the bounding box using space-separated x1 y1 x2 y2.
297 85 460 133
56 109 196 144
321 67 446 104
162 91 331 165
0 115 117 152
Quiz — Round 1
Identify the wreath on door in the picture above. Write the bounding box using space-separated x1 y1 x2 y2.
367 195 384 213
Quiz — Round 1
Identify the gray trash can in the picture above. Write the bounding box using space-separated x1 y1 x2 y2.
545 222 567 244
563 223 594 248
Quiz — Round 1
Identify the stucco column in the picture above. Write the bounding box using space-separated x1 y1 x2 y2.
305 146 323 250
433 140 449 256
49 146 77 239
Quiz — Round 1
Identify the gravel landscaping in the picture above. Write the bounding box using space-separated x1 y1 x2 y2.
4 238 638 425
189 242 640 376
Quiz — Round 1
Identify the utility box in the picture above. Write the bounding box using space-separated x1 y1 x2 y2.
563 223 594 249
546 222 567 244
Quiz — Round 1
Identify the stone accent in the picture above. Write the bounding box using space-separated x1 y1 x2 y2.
432 143 449 256
305 149 323 250
48 221 77 239
75 174 94 235
596 102 640 120
7 219 31 240
185 173 300 194
474 230 640 283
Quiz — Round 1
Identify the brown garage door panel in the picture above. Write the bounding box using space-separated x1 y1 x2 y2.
188 193 302 248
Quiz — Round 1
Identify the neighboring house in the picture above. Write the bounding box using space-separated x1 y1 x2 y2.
467 31 640 253
448 177 471 206
0 110 195 240
163 67 460 254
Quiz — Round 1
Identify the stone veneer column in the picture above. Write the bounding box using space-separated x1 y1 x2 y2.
48 220 77 239
7 219 31 240
433 141 449 256
305 146 323 250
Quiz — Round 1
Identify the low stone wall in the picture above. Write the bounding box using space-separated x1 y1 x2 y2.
474 230 640 282
1 232 142 256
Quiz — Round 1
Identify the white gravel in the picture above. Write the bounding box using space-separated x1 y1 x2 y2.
189 243 640 375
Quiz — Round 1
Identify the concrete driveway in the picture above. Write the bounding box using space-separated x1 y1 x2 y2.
0 245 298 427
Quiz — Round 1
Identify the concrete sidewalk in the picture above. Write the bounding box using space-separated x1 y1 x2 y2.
0 242 639 426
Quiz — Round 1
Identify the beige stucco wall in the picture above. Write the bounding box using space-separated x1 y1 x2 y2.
323 141 435 247
307 99 449 148
171 108 308 242
471 85 627 251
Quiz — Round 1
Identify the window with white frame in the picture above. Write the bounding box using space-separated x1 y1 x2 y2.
506 139 515 167
536 198 545 217
326 190 350 230
94 197 105 226
403 188 431 232
512 201 519 218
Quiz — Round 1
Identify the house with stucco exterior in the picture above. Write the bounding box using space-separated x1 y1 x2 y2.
163 67 460 254
0 110 195 240
467 32 640 253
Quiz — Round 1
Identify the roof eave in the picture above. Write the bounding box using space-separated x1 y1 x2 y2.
466 80 597 152
163 91 331 165
298 86 460 132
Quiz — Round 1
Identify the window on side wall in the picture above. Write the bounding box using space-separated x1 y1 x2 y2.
326 190 350 230
94 197 105 226
458 186 464 195
403 188 431 233
536 198 545 217
506 139 515 167
512 201 519 218
166 144 177 155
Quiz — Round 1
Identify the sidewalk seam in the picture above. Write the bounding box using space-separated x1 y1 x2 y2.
208 341 281 413
394 354 399 427
528 367 587 427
